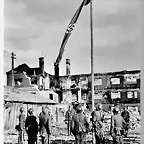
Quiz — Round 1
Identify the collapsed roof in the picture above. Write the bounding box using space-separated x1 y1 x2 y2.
4 86 58 104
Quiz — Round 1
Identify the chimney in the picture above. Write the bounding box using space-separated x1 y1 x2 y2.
66 59 70 76
39 57 44 76
54 63 59 87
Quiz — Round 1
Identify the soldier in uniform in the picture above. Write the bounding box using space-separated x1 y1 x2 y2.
69 101 80 136
91 102 105 144
17 107 25 144
71 104 89 144
121 106 130 137
110 107 126 144
25 108 38 144
39 106 51 144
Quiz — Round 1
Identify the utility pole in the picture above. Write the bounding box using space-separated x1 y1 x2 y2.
90 0 94 114
11 52 16 88
90 0 95 143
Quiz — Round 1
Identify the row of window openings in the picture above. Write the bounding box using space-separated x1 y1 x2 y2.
94 78 138 85
15 77 137 87
81 91 138 100
29 92 54 100
61 77 138 87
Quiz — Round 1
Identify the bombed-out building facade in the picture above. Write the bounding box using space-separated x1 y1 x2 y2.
6 57 140 106
56 59 140 107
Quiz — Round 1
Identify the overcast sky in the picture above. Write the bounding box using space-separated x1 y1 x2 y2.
4 0 141 84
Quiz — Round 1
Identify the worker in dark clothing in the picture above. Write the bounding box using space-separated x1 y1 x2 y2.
71 101 78 115
25 108 38 144
110 107 126 144
121 106 130 137
91 102 105 144
65 105 73 136
39 106 51 144
17 107 25 144
70 102 79 135
71 104 89 144
46 106 52 143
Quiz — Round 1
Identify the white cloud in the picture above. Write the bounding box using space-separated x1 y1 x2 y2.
93 0 140 14
4 0 140 81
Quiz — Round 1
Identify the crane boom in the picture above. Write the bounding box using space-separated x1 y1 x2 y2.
54 0 91 66
54 0 91 87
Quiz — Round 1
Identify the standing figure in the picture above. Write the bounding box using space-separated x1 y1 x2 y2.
47 106 52 142
39 106 51 144
17 107 25 144
91 102 105 144
121 106 130 137
25 108 38 144
69 101 79 135
110 107 126 144
71 105 89 144
65 105 72 136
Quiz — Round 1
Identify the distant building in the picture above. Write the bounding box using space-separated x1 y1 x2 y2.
6 57 52 90
59 70 140 108
6 57 59 103
6 57 140 105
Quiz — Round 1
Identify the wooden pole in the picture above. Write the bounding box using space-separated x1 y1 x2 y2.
90 0 94 113
11 52 16 88
140 0 144 142
90 0 95 143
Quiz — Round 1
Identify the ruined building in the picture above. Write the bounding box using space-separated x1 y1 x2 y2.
58 59 140 107
6 57 140 105
6 57 53 89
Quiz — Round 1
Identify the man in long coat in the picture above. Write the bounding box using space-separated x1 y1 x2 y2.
39 106 51 144
25 108 38 144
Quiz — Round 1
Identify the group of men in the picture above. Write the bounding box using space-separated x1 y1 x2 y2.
16 106 51 144
65 102 130 144
16 102 130 144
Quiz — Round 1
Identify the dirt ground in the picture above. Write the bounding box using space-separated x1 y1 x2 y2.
4 126 140 144
4 108 141 144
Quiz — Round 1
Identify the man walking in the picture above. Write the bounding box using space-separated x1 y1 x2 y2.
71 104 89 144
39 106 51 144
110 107 126 144
25 108 38 144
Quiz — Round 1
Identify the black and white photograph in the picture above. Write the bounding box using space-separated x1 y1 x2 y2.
3 0 143 143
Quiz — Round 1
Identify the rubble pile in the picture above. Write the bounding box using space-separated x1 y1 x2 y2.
51 123 68 137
